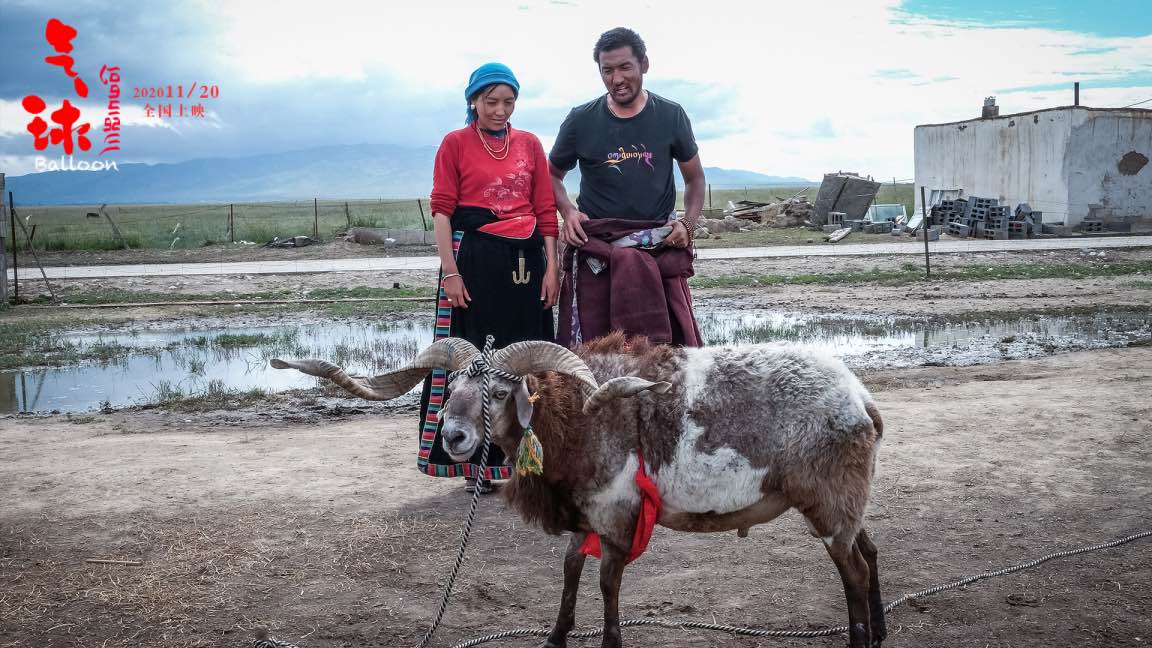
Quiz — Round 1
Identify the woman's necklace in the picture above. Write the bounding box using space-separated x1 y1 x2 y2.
476 123 510 160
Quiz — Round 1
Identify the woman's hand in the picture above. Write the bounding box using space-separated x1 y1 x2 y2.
541 264 560 309
443 274 471 309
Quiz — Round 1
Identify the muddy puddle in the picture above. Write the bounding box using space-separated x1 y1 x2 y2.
3 309 1149 413
1 320 426 415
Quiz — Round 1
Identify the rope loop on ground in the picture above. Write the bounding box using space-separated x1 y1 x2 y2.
415 335 516 648
446 529 1152 648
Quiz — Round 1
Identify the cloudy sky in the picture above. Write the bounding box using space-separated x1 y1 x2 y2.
1 0 1149 183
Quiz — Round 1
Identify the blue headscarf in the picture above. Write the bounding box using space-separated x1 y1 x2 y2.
465 62 520 125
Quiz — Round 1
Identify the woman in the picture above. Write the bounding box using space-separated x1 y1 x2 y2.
418 62 560 493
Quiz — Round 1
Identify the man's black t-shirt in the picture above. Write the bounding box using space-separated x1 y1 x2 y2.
549 92 698 222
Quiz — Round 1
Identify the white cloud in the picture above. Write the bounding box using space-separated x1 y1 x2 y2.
200 0 1150 179
7 0 1150 180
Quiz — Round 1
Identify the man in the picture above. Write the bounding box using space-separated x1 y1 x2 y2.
549 26 705 347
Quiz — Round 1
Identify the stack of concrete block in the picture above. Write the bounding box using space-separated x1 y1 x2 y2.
1080 220 1104 233
937 196 1051 239
967 197 997 221
982 205 1010 239
930 200 961 227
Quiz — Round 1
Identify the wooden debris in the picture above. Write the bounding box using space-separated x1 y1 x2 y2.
825 227 852 243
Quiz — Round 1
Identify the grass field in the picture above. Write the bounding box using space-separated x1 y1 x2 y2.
6 199 430 252
5 183 915 253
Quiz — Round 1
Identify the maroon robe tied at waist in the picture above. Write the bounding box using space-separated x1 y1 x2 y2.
557 218 702 348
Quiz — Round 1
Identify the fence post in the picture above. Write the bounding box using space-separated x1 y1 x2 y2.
707 183 712 209
10 196 55 301
313 198 319 239
416 199 428 231
229 204 234 243
8 190 16 301
345 201 351 229
100 204 130 250
920 185 931 279
0 174 7 306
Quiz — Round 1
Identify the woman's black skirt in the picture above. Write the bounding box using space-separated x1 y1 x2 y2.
417 208 554 480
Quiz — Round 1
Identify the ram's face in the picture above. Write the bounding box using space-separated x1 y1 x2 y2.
439 374 530 462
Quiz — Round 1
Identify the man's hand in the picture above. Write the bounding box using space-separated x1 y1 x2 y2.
560 208 590 247
665 219 692 248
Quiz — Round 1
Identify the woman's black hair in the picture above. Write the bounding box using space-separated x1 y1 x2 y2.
468 84 517 124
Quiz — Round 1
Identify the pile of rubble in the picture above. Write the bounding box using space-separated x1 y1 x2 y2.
729 192 815 227
937 198 1043 239
694 192 815 239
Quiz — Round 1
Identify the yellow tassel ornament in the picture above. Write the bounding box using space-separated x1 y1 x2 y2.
516 425 545 476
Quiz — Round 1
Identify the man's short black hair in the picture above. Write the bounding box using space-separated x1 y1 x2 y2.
593 27 647 64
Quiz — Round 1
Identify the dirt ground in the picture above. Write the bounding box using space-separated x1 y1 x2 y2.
16 246 1152 323
1 348 1150 648
14 229 930 269
3 246 1151 648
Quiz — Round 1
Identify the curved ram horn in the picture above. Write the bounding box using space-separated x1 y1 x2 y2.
582 377 672 415
492 341 599 398
270 337 480 401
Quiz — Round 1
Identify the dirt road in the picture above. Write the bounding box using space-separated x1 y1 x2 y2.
3 347 1150 647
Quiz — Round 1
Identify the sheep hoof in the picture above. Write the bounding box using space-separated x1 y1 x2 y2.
737 527 750 538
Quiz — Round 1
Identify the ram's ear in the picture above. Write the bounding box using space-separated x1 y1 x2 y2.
582 377 671 415
513 377 535 429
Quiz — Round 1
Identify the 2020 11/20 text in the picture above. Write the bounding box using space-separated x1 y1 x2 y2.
132 84 220 100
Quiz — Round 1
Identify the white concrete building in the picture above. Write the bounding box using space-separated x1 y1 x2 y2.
914 106 1151 227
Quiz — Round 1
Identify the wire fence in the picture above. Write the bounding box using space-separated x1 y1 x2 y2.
4 197 431 253
5 184 918 254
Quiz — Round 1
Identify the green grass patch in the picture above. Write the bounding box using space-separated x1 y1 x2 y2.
0 318 148 370
306 286 433 300
691 261 1152 290
151 378 273 411
1131 280 1152 289
323 300 427 317
44 286 434 306
0 318 82 369
693 228 912 248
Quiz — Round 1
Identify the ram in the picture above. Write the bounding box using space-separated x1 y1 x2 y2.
273 332 885 648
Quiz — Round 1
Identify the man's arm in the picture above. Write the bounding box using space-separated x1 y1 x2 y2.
550 163 588 246
665 155 705 247
679 154 705 232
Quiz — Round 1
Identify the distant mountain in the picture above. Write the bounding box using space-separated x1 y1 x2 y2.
690 167 811 187
5 144 812 205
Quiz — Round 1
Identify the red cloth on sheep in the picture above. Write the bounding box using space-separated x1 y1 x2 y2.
579 454 661 564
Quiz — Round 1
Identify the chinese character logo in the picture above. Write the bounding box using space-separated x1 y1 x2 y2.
21 18 93 156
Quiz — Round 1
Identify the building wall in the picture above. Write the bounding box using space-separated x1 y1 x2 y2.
914 107 1152 225
1066 110 1152 224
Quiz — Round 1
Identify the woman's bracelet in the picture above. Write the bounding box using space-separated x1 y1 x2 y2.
442 272 462 281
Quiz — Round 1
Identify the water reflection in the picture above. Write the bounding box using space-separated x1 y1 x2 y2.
2 310 1149 414
695 309 1152 354
2 321 427 414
